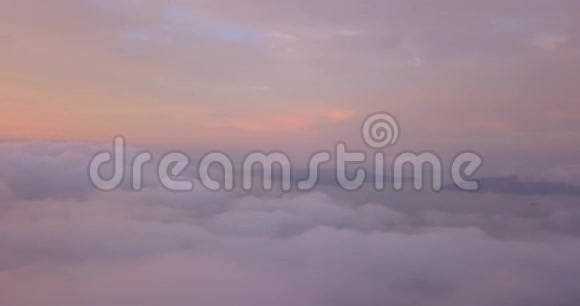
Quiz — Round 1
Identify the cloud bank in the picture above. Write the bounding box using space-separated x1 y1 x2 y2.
1 141 580 306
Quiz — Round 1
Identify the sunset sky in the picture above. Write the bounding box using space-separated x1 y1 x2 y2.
2 2 580 306
2 1 579 166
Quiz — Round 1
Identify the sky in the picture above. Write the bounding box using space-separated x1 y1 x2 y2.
1 1 579 167
1 1 580 305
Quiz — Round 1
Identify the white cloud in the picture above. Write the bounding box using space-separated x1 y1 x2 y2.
1 141 580 305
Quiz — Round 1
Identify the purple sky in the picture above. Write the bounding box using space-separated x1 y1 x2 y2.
1 1 579 173
1 2 580 305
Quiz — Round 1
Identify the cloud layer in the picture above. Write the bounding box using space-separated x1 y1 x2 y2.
1 141 580 305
